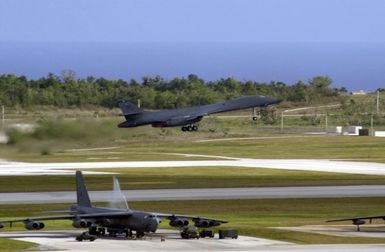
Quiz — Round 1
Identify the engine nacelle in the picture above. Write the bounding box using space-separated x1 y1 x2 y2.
25 221 45 230
194 219 220 228
353 219 366 225
169 218 189 227
72 219 90 228
164 116 203 127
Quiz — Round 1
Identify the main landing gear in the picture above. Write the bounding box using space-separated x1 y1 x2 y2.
181 125 198 132
89 226 105 236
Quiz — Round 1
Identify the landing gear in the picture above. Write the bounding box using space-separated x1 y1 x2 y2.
97 227 106 236
125 229 133 238
108 231 117 237
88 226 98 235
136 231 145 239
181 125 198 132
252 107 258 121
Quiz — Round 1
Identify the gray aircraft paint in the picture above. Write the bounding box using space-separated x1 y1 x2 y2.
0 171 226 235
117 95 280 128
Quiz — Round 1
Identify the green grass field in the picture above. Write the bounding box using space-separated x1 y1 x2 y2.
1 117 385 163
0 238 36 252
2 134 385 163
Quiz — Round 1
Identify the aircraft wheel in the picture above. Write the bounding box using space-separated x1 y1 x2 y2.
252 116 257 121
187 125 193 131
192 125 198 131
136 231 145 238
97 228 105 236
181 126 187 132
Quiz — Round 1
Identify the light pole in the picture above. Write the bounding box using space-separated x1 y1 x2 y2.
377 90 380 114
1 105 4 130
280 111 284 133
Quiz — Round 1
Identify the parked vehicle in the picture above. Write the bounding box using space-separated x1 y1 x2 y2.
199 229 215 238
76 231 97 242
219 229 238 239
180 226 200 239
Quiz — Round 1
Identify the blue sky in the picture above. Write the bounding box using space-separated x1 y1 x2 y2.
1 0 385 43
1 0 385 90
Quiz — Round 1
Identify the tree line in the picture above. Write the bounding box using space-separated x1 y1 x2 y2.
0 72 347 109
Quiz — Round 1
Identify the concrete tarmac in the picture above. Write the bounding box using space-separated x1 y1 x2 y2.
1 230 385 252
0 229 289 252
1 185 385 204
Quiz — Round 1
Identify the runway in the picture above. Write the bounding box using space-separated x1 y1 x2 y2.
1 185 385 204
1 158 385 176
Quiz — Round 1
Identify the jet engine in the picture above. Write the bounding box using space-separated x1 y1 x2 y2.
194 219 220 228
72 219 91 228
353 219 365 225
25 221 45 230
169 218 189 227
165 116 203 127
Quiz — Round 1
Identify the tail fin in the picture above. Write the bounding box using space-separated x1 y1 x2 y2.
116 100 143 117
76 171 92 207
109 176 130 210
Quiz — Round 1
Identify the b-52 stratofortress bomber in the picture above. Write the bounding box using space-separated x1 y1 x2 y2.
0 171 226 238
117 95 281 131
327 213 385 232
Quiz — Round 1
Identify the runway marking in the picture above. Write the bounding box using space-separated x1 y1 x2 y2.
64 146 121 152
195 135 325 143
159 152 238 160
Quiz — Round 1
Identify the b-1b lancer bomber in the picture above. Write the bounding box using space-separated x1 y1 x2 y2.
117 95 280 131
0 171 226 238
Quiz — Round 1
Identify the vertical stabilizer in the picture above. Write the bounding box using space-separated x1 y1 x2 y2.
109 176 129 210
117 100 143 117
76 171 92 207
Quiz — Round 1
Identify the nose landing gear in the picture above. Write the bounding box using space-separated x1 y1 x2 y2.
181 125 198 132
252 107 258 121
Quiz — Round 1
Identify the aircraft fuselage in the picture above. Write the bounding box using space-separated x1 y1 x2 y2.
74 205 159 233
118 95 280 128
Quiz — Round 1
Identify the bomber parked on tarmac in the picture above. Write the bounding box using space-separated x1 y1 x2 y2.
0 171 226 238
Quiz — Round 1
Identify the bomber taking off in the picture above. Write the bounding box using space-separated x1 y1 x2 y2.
117 95 280 131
